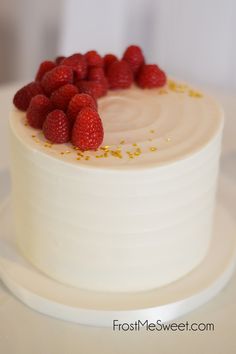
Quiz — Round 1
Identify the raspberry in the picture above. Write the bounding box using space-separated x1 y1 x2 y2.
88 67 106 82
61 54 87 80
67 93 97 122
43 109 70 144
122 45 144 75
41 65 73 95
50 84 78 111
35 61 56 82
107 60 133 89
88 67 109 90
137 64 167 88
85 50 103 67
77 80 107 98
103 54 118 73
27 94 54 129
72 107 104 150
55 56 65 65
13 82 43 111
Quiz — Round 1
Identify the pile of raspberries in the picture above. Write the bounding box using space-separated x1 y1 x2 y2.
13 45 166 151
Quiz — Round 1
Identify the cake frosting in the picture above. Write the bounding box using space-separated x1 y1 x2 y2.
9 82 224 292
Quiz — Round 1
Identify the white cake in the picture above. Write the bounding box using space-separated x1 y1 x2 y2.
9 82 223 292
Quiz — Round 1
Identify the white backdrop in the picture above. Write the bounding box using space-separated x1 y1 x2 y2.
0 0 236 90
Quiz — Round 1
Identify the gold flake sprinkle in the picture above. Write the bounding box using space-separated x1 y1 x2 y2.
31 135 36 138
150 147 157 152
188 89 203 98
148 138 153 142
24 122 28 126
158 89 168 95
44 143 52 148
100 146 108 151
166 137 171 142
60 152 65 155
85 156 90 160
120 140 125 145
111 150 122 159
76 157 81 160
65 150 71 154
150 129 155 134
132 143 137 147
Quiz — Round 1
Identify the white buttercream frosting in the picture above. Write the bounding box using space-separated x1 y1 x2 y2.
10 84 223 169
9 82 224 292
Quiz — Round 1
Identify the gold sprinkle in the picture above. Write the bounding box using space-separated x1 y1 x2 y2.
129 155 134 159
158 89 168 95
65 150 71 154
148 138 153 142
76 157 81 160
120 140 125 145
31 135 36 138
24 122 28 126
166 137 171 142
132 143 137 147
188 89 203 98
73 146 79 150
150 129 155 134
150 146 157 152
111 150 122 159
85 156 90 160
60 152 65 155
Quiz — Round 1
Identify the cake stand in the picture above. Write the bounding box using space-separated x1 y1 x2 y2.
0 190 235 327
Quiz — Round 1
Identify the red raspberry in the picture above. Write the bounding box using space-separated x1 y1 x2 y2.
85 50 103 67
122 45 144 75
88 67 109 91
137 64 167 88
67 93 97 122
107 60 133 89
77 80 107 98
35 61 57 82
103 54 118 73
13 82 43 111
88 67 106 82
26 94 54 129
72 107 104 150
61 54 87 80
43 109 70 144
55 56 65 65
50 84 78 111
41 65 73 95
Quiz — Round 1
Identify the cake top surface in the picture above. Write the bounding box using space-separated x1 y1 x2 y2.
11 81 223 170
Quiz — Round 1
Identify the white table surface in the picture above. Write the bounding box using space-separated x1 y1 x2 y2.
0 83 236 354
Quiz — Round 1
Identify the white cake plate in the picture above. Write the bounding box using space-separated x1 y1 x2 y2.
0 196 235 327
